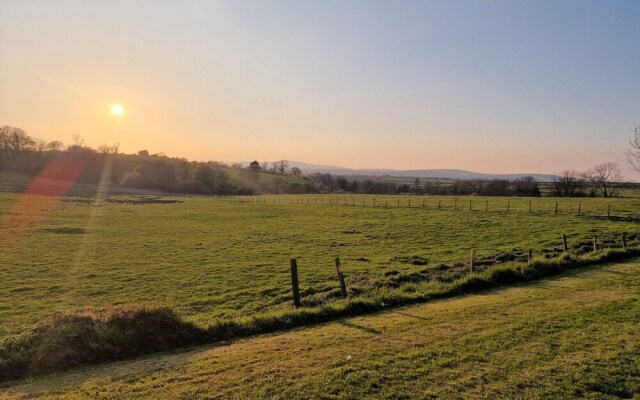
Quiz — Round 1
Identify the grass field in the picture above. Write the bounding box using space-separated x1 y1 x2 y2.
1 189 639 342
1 259 638 399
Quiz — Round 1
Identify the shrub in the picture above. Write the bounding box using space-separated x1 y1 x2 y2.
0 306 203 381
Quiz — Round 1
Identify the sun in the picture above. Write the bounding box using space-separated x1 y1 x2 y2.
110 104 124 116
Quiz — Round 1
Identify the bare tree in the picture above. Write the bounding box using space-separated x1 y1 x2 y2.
272 160 289 175
512 176 541 196
4 127 35 154
290 166 302 178
46 141 64 151
485 179 511 196
97 144 112 155
111 143 121 155
552 170 586 197
627 123 640 174
71 135 85 148
0 126 9 154
273 176 285 193
34 139 47 155
0 126 32 153
66 135 87 152
585 163 623 198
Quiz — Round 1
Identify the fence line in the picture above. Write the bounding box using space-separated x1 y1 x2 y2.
285 231 636 307
185 193 640 219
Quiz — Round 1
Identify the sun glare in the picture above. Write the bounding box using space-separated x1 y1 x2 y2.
110 104 124 116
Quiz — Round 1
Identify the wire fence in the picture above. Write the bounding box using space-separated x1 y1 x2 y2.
177 193 640 307
287 230 639 308
186 193 640 219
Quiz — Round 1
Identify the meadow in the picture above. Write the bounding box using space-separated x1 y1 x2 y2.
1 188 639 343
2 259 638 399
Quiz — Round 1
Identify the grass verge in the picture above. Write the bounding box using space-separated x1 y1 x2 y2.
1 247 638 383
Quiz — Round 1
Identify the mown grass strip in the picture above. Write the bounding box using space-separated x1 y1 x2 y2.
1 247 638 383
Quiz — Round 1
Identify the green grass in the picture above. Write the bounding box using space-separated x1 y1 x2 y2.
1 247 633 382
2 259 638 399
1 190 639 341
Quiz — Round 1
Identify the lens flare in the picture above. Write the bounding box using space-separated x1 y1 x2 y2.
0 153 91 254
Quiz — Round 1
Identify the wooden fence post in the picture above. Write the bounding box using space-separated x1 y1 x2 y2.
469 200 472 211
622 233 627 249
438 199 441 210
470 250 476 273
607 204 611 217
485 200 488 211
577 203 581 215
397 197 400 207
555 202 558 215
528 249 533 262
529 200 532 213
290 259 301 308
562 234 568 252
335 257 348 298
408 199 411 208
422 199 425 208
454 198 458 210
507 201 510 213
593 236 597 252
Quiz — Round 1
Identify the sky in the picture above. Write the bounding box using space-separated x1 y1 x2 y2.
1 0 639 176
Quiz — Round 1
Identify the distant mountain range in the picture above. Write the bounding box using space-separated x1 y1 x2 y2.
286 161 555 182
230 161 555 181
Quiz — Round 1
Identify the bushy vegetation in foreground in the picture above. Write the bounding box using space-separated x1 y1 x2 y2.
1 247 638 382
0 307 202 382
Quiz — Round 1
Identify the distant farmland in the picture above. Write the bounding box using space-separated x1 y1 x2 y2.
1 191 639 341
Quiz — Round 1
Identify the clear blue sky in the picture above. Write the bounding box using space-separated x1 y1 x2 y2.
1 0 639 175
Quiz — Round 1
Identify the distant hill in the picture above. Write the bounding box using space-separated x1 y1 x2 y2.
283 162 554 182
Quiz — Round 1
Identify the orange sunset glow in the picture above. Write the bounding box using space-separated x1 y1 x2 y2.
1 2 640 396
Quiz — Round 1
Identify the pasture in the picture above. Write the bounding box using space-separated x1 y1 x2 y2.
1 191 639 341
2 259 638 399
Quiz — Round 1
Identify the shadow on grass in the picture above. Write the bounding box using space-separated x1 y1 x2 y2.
335 320 382 335
392 311 431 322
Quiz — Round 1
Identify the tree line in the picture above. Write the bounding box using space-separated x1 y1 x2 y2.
0 127 327 195
0 127 264 194
305 173 541 196
0 125 635 197
551 164 624 198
